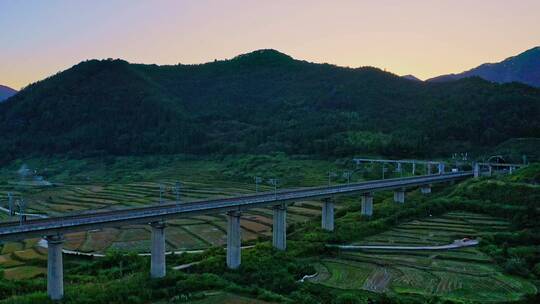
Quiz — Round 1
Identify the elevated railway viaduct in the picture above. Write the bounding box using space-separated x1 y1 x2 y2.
0 171 474 300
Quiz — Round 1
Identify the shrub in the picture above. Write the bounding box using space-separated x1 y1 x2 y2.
504 258 530 277
335 293 363 304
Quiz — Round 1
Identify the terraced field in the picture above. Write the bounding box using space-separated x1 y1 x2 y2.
0 158 350 279
310 212 537 302
155 291 276 304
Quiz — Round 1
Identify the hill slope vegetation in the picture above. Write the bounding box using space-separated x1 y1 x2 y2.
0 49 539 162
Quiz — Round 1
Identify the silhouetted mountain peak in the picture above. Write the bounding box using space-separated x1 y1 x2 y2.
401 74 422 81
428 46 540 87
0 85 17 102
231 49 295 66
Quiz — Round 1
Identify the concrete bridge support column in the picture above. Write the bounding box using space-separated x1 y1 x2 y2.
361 193 373 216
272 203 287 250
150 222 166 278
438 163 445 174
321 199 334 231
473 162 480 178
412 162 416 175
427 164 432 175
46 234 64 301
420 185 431 194
393 188 405 203
227 211 242 269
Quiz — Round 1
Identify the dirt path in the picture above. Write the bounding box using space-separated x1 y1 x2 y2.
0 206 48 219
37 238 256 258
172 261 201 270
328 239 479 251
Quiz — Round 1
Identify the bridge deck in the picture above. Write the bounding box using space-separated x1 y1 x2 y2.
0 172 471 240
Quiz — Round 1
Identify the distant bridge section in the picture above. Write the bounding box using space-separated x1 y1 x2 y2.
477 162 526 175
353 158 447 175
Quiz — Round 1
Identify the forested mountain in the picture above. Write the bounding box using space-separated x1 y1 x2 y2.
0 49 539 163
401 74 422 81
428 47 540 87
0 85 17 102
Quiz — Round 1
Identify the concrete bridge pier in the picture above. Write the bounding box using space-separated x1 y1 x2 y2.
412 162 416 175
438 163 445 174
227 211 242 269
420 185 432 194
393 188 405 203
46 234 65 301
272 203 287 250
150 222 166 278
473 162 480 178
361 192 373 216
321 199 334 231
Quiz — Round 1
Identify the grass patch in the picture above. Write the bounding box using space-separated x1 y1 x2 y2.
3 266 46 280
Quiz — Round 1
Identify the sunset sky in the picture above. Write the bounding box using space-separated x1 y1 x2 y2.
1 0 539 90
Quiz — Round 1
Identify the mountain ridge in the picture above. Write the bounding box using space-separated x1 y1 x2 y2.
0 49 539 163
0 84 17 102
428 47 540 87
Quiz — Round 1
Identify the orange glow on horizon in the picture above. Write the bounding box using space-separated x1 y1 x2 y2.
1 0 539 90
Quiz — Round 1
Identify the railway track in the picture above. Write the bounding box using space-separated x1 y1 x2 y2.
0 172 472 240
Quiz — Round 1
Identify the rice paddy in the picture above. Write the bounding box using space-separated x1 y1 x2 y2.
0 157 349 279
309 211 537 302
155 291 276 304
1 157 534 303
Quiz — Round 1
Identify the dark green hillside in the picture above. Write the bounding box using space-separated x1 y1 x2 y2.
1 50 539 162
492 138 540 163
0 60 203 160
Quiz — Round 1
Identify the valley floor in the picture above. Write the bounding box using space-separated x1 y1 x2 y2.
309 211 536 302
0 156 539 303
